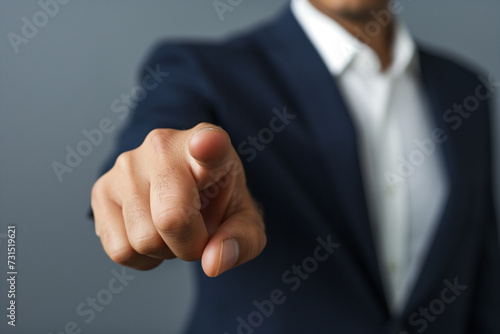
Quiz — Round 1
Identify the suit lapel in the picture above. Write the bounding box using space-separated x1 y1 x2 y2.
401 50 471 317
257 9 386 305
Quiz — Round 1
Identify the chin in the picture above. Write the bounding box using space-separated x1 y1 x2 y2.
311 0 388 21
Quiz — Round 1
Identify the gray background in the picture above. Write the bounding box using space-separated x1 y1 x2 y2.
0 1 498 333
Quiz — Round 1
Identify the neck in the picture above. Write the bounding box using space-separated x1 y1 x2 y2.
309 2 395 71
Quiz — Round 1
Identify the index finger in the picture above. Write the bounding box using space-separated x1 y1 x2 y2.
145 130 209 261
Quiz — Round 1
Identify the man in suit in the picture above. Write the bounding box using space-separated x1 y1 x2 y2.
91 0 500 332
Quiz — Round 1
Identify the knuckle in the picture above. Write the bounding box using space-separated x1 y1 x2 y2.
144 128 187 166
146 128 168 142
130 234 163 255
115 151 134 171
145 128 176 154
114 151 143 182
153 204 199 236
106 242 137 265
91 177 107 203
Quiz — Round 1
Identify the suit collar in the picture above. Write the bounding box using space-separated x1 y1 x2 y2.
291 0 418 77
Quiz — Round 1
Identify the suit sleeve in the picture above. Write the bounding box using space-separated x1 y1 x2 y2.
470 98 500 333
101 43 219 175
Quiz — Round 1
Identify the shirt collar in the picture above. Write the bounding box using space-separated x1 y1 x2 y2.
291 0 418 77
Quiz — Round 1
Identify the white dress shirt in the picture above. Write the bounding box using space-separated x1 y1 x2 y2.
292 0 448 314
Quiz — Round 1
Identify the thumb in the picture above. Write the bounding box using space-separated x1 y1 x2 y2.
201 204 266 277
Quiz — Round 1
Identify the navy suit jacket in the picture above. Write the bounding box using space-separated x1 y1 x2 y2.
103 8 500 334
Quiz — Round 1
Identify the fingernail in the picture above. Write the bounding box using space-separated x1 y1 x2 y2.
216 238 239 276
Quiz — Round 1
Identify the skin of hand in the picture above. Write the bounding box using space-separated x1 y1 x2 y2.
91 123 266 277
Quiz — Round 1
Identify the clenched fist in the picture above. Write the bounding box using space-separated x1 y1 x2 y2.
91 123 266 276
